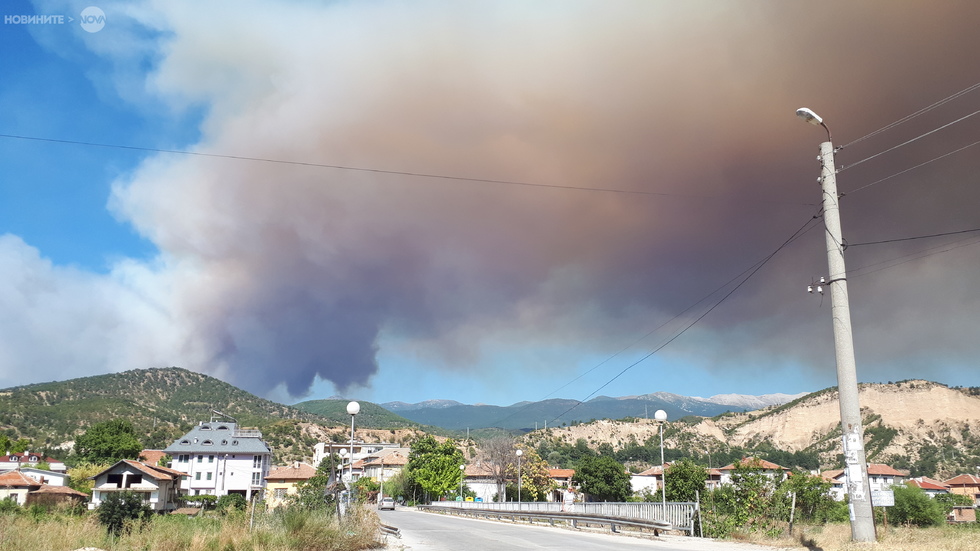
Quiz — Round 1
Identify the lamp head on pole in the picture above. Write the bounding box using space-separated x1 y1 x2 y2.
346 401 360 416
796 107 832 141
796 107 823 126
515 449 523 457
654 409 668 423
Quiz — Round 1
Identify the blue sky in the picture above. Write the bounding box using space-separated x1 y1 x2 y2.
2 1 980 410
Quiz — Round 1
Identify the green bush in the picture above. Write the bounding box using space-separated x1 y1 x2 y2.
96 491 152 534
890 485 945 527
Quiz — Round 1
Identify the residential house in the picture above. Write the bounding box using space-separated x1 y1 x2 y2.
164 421 272 500
548 468 576 504
89 460 187 512
0 452 67 473
906 476 950 498
822 463 908 501
264 462 317 509
139 449 169 466
462 462 498 503
630 464 665 497
16 467 69 487
718 458 790 486
362 448 409 496
944 474 980 505
0 469 42 505
705 467 724 490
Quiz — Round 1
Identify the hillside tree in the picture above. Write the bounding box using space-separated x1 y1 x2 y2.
74 419 143 464
664 459 708 502
572 455 631 502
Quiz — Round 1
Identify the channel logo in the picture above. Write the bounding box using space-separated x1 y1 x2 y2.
2 6 105 33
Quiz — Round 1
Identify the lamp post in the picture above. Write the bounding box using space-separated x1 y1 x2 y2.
515 449 523 507
346 401 360 509
459 464 465 504
654 409 667 509
796 107 875 543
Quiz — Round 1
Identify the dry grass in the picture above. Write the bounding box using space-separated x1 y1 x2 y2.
732 522 980 551
0 506 382 551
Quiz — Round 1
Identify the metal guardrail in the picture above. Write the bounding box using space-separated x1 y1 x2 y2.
379 523 401 538
419 504 675 536
430 500 698 535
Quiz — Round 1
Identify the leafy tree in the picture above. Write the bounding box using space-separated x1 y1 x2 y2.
10 438 31 454
664 459 708 502
67 463 110 496
406 435 464 501
73 419 142 464
506 445 553 502
890 484 944 526
933 491 973 514
0 434 10 455
703 458 784 538
182 494 218 509
573 456 631 502
778 471 839 522
96 491 151 534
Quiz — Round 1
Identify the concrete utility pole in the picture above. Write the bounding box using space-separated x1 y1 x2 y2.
797 108 875 543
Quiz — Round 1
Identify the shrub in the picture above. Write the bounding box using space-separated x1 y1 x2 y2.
96 491 152 534
890 484 944 527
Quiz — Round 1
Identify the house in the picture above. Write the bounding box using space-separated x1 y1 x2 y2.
548 468 576 503
718 458 790 485
943 474 980 505
462 462 498 503
15 467 69 487
906 476 950 497
822 463 908 501
0 452 67 473
264 462 317 509
0 469 42 505
362 448 409 498
631 464 665 496
705 468 724 490
164 421 272 500
89 460 187 512
139 449 169 466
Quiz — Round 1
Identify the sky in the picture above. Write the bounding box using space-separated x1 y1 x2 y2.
2 1 980 410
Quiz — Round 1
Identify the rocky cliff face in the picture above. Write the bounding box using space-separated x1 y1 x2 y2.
528 380 980 477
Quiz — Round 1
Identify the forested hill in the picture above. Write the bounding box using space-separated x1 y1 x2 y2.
0 367 333 453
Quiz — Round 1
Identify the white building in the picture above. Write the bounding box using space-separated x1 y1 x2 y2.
0 452 67 473
89 460 187 511
164 421 272 500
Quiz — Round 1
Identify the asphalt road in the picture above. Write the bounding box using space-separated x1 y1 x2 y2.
377 507 786 551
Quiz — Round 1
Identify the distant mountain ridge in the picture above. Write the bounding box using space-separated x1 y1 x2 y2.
379 390 806 431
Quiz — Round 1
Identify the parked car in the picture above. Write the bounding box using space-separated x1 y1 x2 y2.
378 497 395 510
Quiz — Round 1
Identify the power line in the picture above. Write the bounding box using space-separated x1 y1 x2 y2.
841 80 980 149
838 108 980 173
548 213 822 425
849 234 980 280
0 132 814 206
848 227 980 247
845 139 980 195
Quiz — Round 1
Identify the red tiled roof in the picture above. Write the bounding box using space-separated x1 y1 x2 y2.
549 468 575 479
907 478 948 491
944 474 980 486
718 458 788 471
265 463 317 481
0 470 43 488
0 452 61 464
139 450 168 466
866 463 907 476
636 466 664 476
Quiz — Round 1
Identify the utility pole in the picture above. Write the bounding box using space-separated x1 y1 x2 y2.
797 108 875 542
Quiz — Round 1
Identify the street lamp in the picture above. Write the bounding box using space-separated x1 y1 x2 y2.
796 107 875 543
654 409 667 509
346 401 359 509
459 464 466 504
515 449 523 507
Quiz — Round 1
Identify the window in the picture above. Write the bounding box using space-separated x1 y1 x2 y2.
107 474 123 488
125 475 143 488
203 440 213 446
197 455 203 463
251 473 261 486
206 472 213 481
177 454 190 463
253 456 262 468
208 455 215 463
195 472 201 481
274 488 287 499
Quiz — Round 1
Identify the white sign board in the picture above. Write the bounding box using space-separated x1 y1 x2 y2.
871 490 894 507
